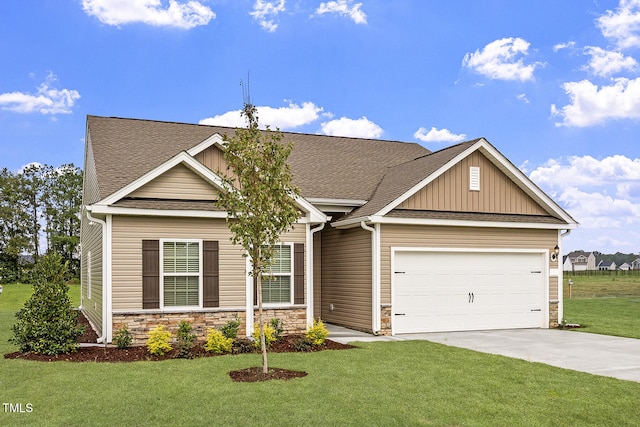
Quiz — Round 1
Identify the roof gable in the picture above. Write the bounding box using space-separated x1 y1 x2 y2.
336 138 577 227
129 163 220 201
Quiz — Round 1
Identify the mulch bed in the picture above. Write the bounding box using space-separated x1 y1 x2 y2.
4 312 355 382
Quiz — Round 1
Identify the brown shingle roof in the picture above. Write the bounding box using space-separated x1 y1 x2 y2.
386 209 566 224
86 115 430 204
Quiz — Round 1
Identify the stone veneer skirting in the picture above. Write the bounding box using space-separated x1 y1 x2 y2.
549 300 559 328
112 307 307 345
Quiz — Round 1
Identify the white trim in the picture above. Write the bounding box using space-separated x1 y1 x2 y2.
105 214 113 343
99 151 227 206
375 138 578 226
334 214 577 230
390 246 549 335
245 256 253 337
306 198 367 213
89 205 229 218
159 239 203 310
186 133 226 157
307 222 325 327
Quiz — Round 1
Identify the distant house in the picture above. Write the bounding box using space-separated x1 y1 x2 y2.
619 262 631 271
597 260 616 271
564 251 596 271
632 259 640 270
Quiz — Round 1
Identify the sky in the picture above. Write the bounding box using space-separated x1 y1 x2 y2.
1 0 639 255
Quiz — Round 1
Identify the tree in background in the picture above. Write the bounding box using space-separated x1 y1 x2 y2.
216 103 300 374
0 164 82 282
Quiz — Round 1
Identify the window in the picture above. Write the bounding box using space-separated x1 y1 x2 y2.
162 241 201 307
262 244 293 304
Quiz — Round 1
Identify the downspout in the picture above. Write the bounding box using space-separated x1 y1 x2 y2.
361 221 381 334
85 207 108 345
558 229 572 323
307 222 325 328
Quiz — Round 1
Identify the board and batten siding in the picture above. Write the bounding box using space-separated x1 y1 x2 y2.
129 163 218 200
110 215 306 311
399 151 547 215
320 225 372 331
379 224 559 305
80 214 103 333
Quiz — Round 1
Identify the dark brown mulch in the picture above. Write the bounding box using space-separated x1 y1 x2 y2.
229 366 308 382
4 311 355 367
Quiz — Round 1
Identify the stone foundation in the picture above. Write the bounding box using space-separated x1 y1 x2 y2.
379 305 392 335
112 307 307 345
549 300 559 328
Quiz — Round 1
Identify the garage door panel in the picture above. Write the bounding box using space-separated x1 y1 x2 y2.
393 251 545 333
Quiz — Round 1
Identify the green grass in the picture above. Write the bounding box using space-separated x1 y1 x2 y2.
1 283 640 426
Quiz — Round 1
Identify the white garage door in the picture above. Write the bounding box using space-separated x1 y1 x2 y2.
393 251 546 334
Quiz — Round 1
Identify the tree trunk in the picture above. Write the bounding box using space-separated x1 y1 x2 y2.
254 260 268 374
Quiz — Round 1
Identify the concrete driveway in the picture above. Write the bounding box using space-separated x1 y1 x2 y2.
327 324 640 383
397 329 640 383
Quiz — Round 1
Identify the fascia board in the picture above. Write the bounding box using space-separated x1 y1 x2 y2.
375 141 482 217
373 216 578 230
98 151 227 206
294 195 328 223
186 133 226 157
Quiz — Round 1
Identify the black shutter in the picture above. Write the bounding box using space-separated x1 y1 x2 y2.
203 240 219 307
142 240 160 309
294 243 305 304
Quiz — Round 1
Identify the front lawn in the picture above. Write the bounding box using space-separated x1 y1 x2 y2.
1 283 640 426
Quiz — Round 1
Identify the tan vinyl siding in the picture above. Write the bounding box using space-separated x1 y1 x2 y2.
82 134 101 204
380 224 558 304
80 214 103 334
111 216 306 310
321 225 372 331
399 151 548 215
129 163 218 200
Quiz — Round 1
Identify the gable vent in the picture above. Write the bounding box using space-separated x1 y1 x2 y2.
469 166 480 191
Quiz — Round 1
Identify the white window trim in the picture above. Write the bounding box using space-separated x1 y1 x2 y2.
159 239 203 310
261 242 294 307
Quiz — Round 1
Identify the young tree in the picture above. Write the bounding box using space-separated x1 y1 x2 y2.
216 103 300 374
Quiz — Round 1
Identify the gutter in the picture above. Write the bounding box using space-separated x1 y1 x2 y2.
360 221 381 334
84 207 108 345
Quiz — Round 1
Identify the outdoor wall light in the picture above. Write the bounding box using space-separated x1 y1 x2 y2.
550 245 560 262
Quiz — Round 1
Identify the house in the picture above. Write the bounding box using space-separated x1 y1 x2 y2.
563 251 597 271
619 262 631 271
597 260 616 271
80 115 578 343
632 259 640 270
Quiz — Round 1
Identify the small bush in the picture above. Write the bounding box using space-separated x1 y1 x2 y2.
232 338 255 354
220 317 241 339
176 321 197 359
204 329 233 354
113 325 132 349
146 325 172 356
270 318 284 340
10 253 85 355
251 322 277 348
306 318 329 346
294 338 313 352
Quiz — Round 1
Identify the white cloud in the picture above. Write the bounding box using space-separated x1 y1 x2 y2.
82 0 215 29
553 41 576 52
313 0 367 24
413 127 467 143
551 77 640 127
517 93 530 104
597 0 640 49
320 116 382 138
0 73 80 115
249 0 286 32
529 154 640 252
462 37 543 81
582 46 638 77
200 101 324 129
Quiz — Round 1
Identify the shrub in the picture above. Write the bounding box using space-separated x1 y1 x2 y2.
10 253 85 355
113 325 132 349
220 317 241 339
146 325 172 356
294 338 313 352
251 322 277 348
305 318 329 346
204 329 233 354
176 321 197 359
232 338 255 354
269 318 284 340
